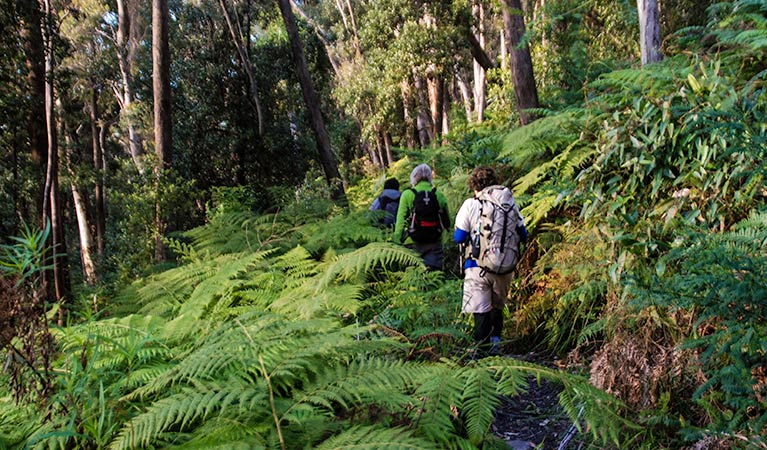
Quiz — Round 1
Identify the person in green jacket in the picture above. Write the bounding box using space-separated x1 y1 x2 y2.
394 163 450 270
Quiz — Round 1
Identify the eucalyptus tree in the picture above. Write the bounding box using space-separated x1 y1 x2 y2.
115 0 148 174
152 0 172 261
15 0 48 223
217 0 265 137
637 0 662 65
278 0 346 202
501 0 539 125
39 0 72 313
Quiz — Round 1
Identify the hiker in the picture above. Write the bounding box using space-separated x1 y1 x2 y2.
394 164 450 270
454 166 528 357
369 177 401 228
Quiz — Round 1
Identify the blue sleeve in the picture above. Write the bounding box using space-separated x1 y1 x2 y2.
518 225 528 242
369 198 381 211
454 228 469 244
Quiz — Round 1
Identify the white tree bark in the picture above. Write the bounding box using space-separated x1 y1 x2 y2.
71 186 97 285
638 0 663 65
115 0 145 174
472 2 486 123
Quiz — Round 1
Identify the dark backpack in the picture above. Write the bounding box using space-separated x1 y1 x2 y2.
378 195 400 227
407 187 444 243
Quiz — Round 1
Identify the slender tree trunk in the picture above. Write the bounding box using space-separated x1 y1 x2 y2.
115 0 145 173
427 75 444 144
289 0 341 75
364 139 380 167
384 131 394 165
40 0 70 322
152 0 172 262
89 88 106 258
456 70 473 121
637 0 663 65
472 1 486 123
375 129 386 167
63 123 97 285
502 0 540 125
277 0 346 203
442 83 451 136
18 0 47 219
219 0 265 136
153 0 172 168
400 79 417 149
70 186 97 285
413 73 433 146
344 0 361 55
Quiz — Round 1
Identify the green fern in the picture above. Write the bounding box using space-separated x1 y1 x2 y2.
317 242 423 288
312 425 441 450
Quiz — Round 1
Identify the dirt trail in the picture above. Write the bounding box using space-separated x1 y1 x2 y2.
492 355 585 450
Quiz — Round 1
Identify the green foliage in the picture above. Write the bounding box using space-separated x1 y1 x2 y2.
205 186 257 221
629 212 767 445
0 220 52 282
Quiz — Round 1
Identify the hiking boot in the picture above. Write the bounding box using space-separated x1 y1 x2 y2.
489 336 502 356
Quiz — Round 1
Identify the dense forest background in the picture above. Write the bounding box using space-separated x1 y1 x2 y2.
1 0 766 448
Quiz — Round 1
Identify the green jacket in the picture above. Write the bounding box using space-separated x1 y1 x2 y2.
394 180 450 244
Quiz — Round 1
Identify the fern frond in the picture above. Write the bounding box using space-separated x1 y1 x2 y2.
109 382 269 450
410 365 466 444
300 211 389 254
313 425 441 450
161 417 267 450
185 211 275 255
317 242 423 288
269 283 363 319
459 366 502 444
272 246 318 288
500 110 585 167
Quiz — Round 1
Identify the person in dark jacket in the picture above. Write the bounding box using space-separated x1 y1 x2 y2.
369 178 401 228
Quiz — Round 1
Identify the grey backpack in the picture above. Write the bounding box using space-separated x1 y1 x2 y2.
471 185 521 274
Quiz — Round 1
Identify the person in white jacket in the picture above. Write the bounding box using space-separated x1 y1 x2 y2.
454 166 528 357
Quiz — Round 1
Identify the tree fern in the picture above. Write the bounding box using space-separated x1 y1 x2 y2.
499 110 585 170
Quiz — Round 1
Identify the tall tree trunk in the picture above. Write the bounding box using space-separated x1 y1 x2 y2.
70 186 97 285
413 73 433 146
153 0 172 168
502 0 540 125
344 0 361 55
152 0 172 262
219 0 265 136
115 0 145 173
637 0 663 65
384 131 394 165
427 75 444 144
456 70 473 121
375 128 386 167
40 0 70 322
277 0 346 203
63 127 97 286
89 88 106 258
18 0 47 219
400 79 418 149
472 1 486 123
